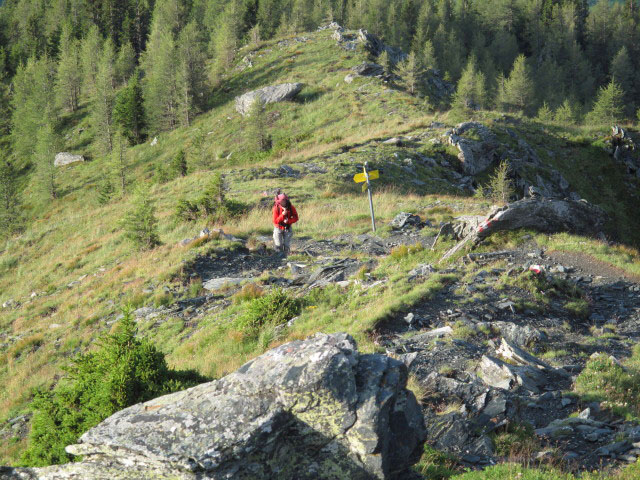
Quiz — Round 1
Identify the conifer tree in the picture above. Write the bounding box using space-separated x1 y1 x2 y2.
422 39 437 71
0 156 21 235
141 13 178 132
210 1 242 77
93 39 116 155
35 121 60 200
113 72 146 145
121 185 160 250
500 54 534 114
80 25 103 98
247 98 271 152
486 160 514 205
97 177 115 205
112 130 128 194
610 46 635 113
452 57 486 111
0 48 12 138
555 99 577 125
170 149 187 177
395 52 423 96
11 55 57 165
249 24 261 46
115 42 136 86
378 50 393 76
536 102 554 122
587 80 625 125
176 21 207 127
55 23 82 112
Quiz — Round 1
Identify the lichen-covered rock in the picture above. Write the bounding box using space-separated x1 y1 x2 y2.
6 333 425 479
447 122 498 175
54 152 84 167
235 83 304 115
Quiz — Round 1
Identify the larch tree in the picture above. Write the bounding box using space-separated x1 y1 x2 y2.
210 0 243 77
35 121 60 200
80 25 103 98
55 23 82 112
141 8 178 132
452 56 486 111
11 55 58 165
113 72 146 145
609 46 635 114
93 39 116 155
176 20 207 127
115 41 137 86
500 54 534 114
395 51 423 96
0 155 22 235
587 79 625 125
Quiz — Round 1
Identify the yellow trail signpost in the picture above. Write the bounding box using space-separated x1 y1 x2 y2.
353 170 379 183
354 162 380 233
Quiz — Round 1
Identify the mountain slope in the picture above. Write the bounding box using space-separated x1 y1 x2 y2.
1 25 640 478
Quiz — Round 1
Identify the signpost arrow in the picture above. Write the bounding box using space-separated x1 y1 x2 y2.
353 170 379 183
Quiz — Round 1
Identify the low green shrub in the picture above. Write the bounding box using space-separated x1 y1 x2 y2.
574 347 640 420
390 242 424 260
174 173 247 224
21 307 207 467
491 422 538 457
237 288 301 333
232 283 264 304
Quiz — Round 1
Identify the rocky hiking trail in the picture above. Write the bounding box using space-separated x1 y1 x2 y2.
377 245 640 473
134 207 640 477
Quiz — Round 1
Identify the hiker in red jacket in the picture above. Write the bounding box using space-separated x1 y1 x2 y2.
272 192 298 256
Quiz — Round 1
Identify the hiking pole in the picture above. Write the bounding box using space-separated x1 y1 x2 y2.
364 162 376 233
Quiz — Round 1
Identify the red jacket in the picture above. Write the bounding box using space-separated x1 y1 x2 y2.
273 204 298 230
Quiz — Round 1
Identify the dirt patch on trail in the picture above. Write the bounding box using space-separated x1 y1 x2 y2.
547 249 640 283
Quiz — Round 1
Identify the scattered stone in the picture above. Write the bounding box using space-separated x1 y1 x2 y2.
491 322 547 347
408 264 434 281
404 312 416 325
150 137 158 146
203 277 250 291
390 212 422 229
561 397 574 408
351 62 384 77
2 299 15 309
54 152 85 167
411 326 453 340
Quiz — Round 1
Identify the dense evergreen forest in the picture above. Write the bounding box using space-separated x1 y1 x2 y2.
0 0 639 218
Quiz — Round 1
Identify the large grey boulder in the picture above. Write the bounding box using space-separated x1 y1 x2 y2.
235 83 304 115
6 333 425 479
54 152 84 167
440 197 608 262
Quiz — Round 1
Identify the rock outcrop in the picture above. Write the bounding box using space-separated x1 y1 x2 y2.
441 197 608 262
235 83 304 115
448 122 499 175
6 333 425 479
54 152 84 167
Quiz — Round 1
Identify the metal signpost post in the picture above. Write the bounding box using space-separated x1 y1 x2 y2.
353 162 380 233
